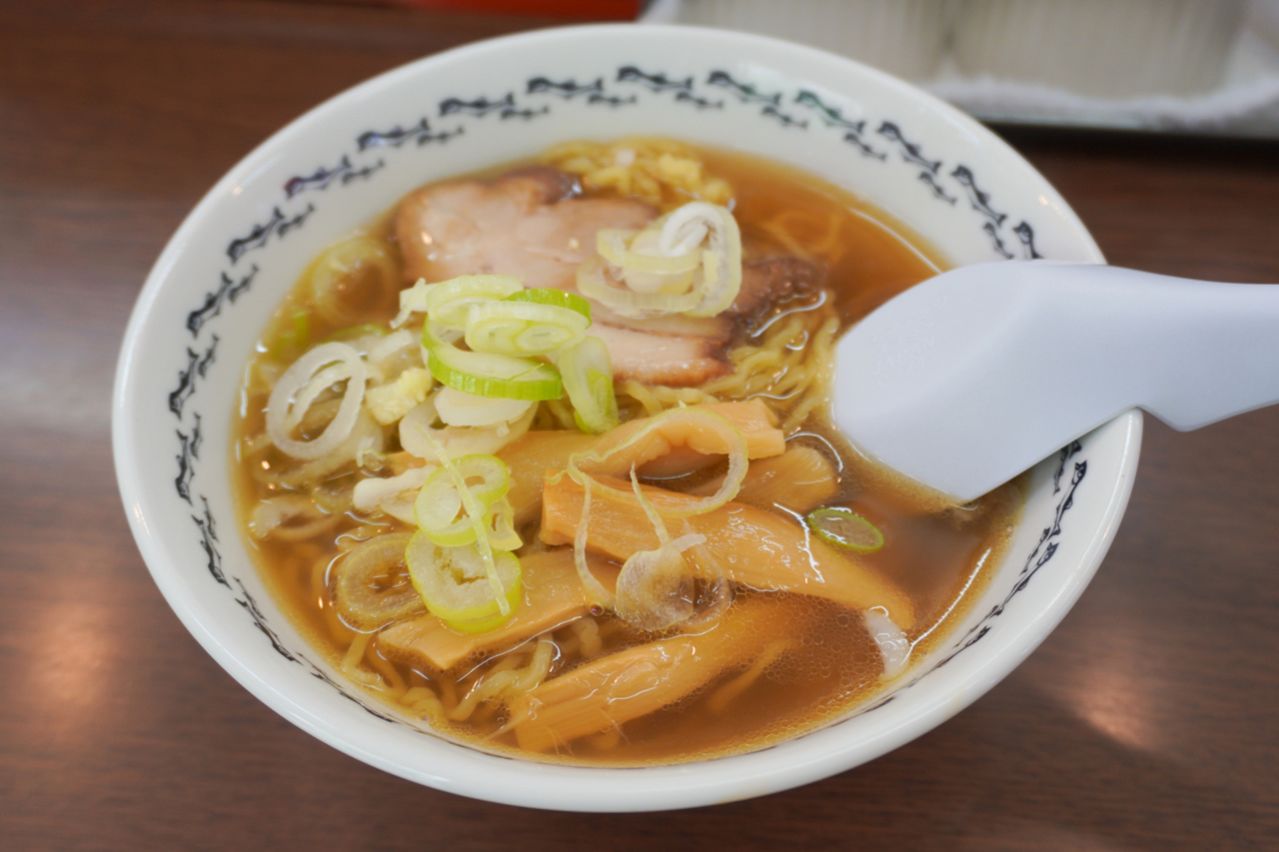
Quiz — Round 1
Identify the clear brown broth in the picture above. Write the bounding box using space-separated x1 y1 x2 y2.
231 142 1021 765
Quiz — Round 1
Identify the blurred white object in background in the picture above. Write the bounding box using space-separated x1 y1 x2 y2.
645 0 1279 136
671 0 949 80
951 0 1242 97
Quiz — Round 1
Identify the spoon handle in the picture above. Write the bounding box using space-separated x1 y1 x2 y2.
1066 266 1279 431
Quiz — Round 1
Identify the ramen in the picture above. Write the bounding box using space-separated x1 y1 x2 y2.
232 139 1020 765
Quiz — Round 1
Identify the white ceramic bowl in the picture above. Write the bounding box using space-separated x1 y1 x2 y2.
113 24 1141 812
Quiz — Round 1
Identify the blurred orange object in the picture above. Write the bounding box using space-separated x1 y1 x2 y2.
393 0 639 18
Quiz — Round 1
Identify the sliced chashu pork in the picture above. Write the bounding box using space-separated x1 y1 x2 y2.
397 167 651 291
395 166 819 386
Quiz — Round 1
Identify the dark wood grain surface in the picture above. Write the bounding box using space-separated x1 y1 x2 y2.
2 1 1277 848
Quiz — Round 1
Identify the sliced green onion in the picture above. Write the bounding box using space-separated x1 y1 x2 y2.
596 229 702 278
414 467 470 546
505 287 591 320
425 319 463 345
577 256 701 317
597 228 700 295
405 532 523 633
464 300 589 357
433 387 533 428
423 324 562 401
266 309 311 360
309 236 399 326
427 350 562 401
677 205 742 317
398 397 535 462
577 202 743 319
437 449 513 617
451 454 511 505
333 532 422 629
805 507 885 553
413 455 510 547
571 477 612 607
556 335 619 434
392 278 431 328
484 500 522 552
424 274 524 329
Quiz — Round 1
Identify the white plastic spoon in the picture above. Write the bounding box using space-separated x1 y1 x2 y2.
835 261 1279 503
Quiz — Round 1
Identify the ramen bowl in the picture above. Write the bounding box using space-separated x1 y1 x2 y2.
113 24 1140 811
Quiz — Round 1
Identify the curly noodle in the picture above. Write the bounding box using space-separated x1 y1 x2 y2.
540 137 733 210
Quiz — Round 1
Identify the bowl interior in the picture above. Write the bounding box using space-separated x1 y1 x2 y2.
114 24 1140 811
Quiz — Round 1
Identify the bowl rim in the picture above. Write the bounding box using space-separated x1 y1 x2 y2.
113 22 1143 811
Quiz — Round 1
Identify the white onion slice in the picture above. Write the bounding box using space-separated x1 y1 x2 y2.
583 201 742 319
864 607 911 679
658 203 715 256
391 278 431 328
352 465 435 524
613 532 706 631
367 329 416 365
343 333 390 358
398 396 535 462
434 387 534 428
266 342 367 460
665 202 741 317
285 361 355 430
272 410 384 488
248 495 340 541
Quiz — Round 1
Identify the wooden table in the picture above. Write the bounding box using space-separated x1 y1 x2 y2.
3 1 1276 848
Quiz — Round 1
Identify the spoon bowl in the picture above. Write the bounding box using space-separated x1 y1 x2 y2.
836 260 1279 502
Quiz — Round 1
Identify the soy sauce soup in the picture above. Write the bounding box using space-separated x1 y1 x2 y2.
232 140 1020 765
